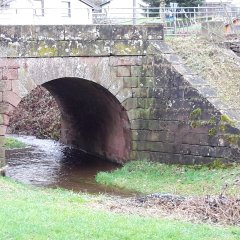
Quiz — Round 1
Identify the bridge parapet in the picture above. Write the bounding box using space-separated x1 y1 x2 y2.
0 25 163 58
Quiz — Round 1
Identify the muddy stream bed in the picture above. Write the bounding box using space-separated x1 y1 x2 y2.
5 135 135 197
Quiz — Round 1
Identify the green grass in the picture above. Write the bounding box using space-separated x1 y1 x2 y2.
96 160 240 196
4 137 27 149
0 177 239 240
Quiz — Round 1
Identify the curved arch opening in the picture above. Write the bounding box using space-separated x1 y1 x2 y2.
41 77 131 163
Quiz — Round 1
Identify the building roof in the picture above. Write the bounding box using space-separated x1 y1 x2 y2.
0 0 14 6
80 0 99 9
0 0 98 8
99 0 111 7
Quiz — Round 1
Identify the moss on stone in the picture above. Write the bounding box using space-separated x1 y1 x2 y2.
138 98 155 109
208 116 217 125
190 108 202 120
207 158 229 169
219 124 226 133
131 141 138 151
113 43 139 55
37 46 58 57
190 120 203 128
69 48 81 56
189 111 240 146
138 108 152 119
220 114 235 126
128 108 153 120
225 134 240 145
208 127 217 137
138 76 147 86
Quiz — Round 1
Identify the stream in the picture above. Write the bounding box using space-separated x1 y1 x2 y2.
5 135 134 196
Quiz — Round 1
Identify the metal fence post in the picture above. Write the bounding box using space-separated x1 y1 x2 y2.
133 0 136 25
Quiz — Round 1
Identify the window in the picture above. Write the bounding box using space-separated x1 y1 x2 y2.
61 1 71 17
34 0 44 16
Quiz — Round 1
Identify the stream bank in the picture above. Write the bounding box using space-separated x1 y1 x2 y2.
5 135 134 197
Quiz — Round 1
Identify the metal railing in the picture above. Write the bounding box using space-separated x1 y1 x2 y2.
93 6 240 36
0 6 239 36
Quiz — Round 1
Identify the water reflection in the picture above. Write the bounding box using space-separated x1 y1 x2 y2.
5 135 133 196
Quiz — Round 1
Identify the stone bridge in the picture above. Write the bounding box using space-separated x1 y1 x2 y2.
1 25 240 172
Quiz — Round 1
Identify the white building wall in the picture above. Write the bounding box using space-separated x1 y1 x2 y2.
0 0 93 25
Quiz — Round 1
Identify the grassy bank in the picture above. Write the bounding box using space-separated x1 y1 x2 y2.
96 161 240 196
0 177 239 240
166 36 240 111
4 137 27 150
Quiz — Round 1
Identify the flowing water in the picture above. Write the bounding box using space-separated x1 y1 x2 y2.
5 135 134 196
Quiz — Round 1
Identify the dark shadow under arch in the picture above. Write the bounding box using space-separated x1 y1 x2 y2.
42 77 131 163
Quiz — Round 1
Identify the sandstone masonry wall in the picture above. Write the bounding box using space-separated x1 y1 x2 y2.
1 25 240 170
128 41 240 164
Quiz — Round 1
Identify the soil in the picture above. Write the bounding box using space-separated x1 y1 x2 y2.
7 86 61 140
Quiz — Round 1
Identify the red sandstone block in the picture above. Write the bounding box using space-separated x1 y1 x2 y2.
0 136 4 146
0 125 7 135
0 114 9 125
120 57 142 66
0 148 5 159
117 66 131 77
11 80 22 95
118 59 135 66
0 59 19 69
0 158 6 169
3 91 21 107
0 102 15 114
110 57 142 66
2 69 18 80
0 80 11 91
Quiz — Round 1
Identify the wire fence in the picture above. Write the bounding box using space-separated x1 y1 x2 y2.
93 6 240 36
0 6 239 36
